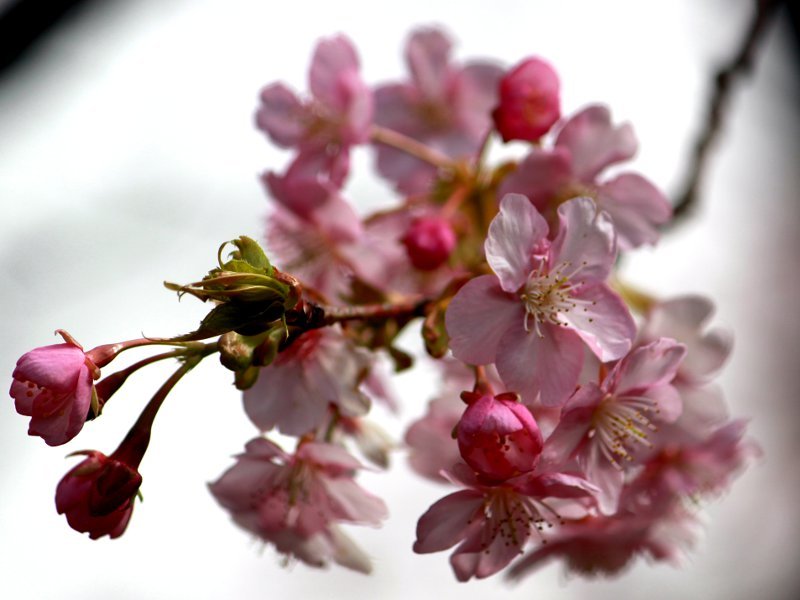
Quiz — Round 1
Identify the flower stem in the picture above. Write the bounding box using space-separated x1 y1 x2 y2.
110 344 216 467
371 125 454 169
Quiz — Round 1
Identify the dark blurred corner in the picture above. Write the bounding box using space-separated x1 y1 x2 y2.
0 0 108 79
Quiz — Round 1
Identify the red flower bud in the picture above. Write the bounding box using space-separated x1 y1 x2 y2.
402 216 456 271
456 392 543 482
55 451 142 540
492 57 560 143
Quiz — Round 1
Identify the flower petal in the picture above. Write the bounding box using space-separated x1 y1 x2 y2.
555 104 637 181
495 322 584 407
613 338 687 395
542 383 603 466
486 193 549 292
597 173 671 249
445 275 522 366
551 197 616 284
406 28 452 101
497 148 572 212
255 83 308 148
309 35 360 111
413 490 484 553
561 284 635 362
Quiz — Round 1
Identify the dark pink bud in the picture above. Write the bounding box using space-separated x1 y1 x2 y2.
402 216 456 271
492 57 560 143
55 450 142 540
456 392 543 482
9 332 96 446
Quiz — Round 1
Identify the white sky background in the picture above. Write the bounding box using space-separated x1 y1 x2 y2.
0 0 798 598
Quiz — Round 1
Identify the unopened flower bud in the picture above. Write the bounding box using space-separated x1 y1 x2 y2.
492 57 560 143
55 450 142 540
9 331 97 446
456 392 543 482
402 216 456 271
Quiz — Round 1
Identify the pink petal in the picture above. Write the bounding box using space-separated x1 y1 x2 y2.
597 173 671 249
243 437 290 461
406 28 452 102
373 143 437 195
208 457 280 512
613 338 687 395
555 104 637 181
581 443 625 514
309 35 360 111
486 193 549 292
453 61 503 139
321 477 388 526
298 442 364 471
520 471 600 499
647 296 733 382
63 364 93 440
328 526 373 574
451 526 526 581
255 83 308 148
373 83 420 135
542 383 603 466
336 69 374 144
496 148 572 212
495 322 584 407
550 197 616 285
445 275 522 366
243 363 327 436
413 490 484 553
12 344 85 392
641 384 683 423
560 284 635 362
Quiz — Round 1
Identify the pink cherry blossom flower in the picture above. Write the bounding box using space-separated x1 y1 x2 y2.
414 463 598 581
10 332 99 446
456 391 543 483
256 35 372 181
243 327 372 436
55 450 142 540
209 438 387 573
640 295 734 437
492 57 560 142
373 27 502 193
544 338 686 513
499 105 671 249
507 506 699 579
629 420 759 510
446 193 635 407
642 295 732 384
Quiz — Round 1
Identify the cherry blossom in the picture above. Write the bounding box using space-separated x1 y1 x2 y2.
209 438 387 572
414 463 598 581
544 338 686 512
373 27 502 193
243 327 372 436
499 105 671 249
256 34 372 182
446 193 635 406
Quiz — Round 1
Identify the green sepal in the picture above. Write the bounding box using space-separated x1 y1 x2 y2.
220 236 272 275
234 365 260 390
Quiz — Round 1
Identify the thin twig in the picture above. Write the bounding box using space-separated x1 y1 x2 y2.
672 0 785 222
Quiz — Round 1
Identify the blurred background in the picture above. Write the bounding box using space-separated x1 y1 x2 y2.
1 0 798 598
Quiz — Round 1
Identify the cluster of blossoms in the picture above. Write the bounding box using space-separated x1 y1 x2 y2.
10 27 757 582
